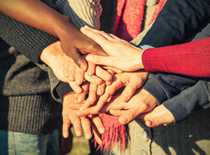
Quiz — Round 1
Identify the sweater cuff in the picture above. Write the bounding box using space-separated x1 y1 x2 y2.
143 75 168 103
55 82 72 102
163 100 188 122
163 81 210 121
142 48 166 72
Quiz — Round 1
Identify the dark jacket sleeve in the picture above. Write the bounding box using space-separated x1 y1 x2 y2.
138 0 210 118
139 0 210 47
143 73 199 103
163 80 210 121
0 13 71 102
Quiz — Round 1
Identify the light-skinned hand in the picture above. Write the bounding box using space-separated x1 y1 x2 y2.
62 91 104 142
41 41 86 93
81 26 145 71
142 104 175 127
109 89 159 125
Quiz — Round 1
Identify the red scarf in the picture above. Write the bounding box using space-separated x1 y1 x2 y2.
113 0 167 41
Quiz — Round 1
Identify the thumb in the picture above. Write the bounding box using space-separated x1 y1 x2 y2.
143 105 175 127
86 54 115 67
62 119 71 138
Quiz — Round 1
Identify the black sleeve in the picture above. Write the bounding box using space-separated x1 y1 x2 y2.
143 73 199 103
0 13 71 102
139 0 210 119
140 0 210 47
163 80 210 121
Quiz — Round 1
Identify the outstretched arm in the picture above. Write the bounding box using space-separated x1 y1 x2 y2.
0 0 68 37
0 0 105 60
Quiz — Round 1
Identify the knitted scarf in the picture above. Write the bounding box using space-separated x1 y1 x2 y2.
113 0 167 41
95 0 167 152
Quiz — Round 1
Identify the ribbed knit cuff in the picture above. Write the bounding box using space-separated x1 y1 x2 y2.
60 0 102 29
142 48 166 72
55 82 72 102
0 94 54 134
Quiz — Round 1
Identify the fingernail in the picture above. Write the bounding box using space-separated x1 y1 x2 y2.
99 128 105 134
85 134 92 140
63 133 68 138
146 120 152 127
85 55 92 61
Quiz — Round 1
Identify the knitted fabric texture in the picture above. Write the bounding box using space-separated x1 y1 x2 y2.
66 0 102 28
113 0 167 41
96 113 127 151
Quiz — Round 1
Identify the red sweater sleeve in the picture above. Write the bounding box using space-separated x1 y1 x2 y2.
142 37 210 77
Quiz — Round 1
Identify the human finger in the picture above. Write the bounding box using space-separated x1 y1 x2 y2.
75 68 84 85
77 91 87 103
87 62 96 75
102 80 124 101
142 105 175 127
81 80 124 115
79 56 88 71
85 72 103 85
78 80 123 116
76 83 89 103
70 114 82 137
96 66 112 84
118 77 143 102
97 83 106 96
118 109 139 125
81 117 92 139
92 116 105 134
103 66 123 74
92 126 102 145
118 103 150 124
80 83 98 110
62 118 71 138
81 26 110 47
109 109 126 116
107 101 129 111
68 81 82 93
86 55 115 68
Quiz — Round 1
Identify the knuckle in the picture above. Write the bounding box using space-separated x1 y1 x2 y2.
89 98 96 105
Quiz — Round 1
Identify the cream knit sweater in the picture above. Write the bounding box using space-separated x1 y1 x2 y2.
67 0 102 29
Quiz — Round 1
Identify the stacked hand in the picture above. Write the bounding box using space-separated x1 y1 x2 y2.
41 26 176 143
78 26 176 129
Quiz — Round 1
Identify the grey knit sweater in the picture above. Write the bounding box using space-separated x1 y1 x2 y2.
0 13 61 134
0 0 105 134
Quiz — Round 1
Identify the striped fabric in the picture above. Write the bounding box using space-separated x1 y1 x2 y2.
66 0 102 29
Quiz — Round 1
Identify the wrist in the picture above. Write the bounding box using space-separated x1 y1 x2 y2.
54 18 79 42
140 89 159 106
132 48 145 70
